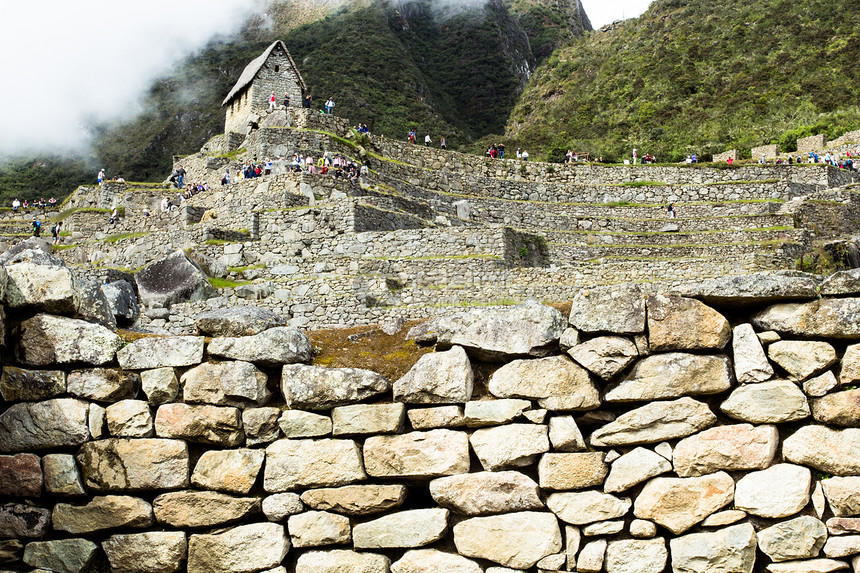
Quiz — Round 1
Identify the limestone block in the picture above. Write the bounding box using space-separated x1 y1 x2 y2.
429 471 543 515
135 250 215 308
669 523 757 573
758 516 827 562
288 511 351 547
332 403 405 435
605 538 667 573
812 389 860 426
805 371 839 397
67 368 139 402
181 360 270 407
453 512 562 569
569 284 645 334
16 314 122 366
278 410 332 438
548 415 587 451
768 340 837 381
827 517 860 535
301 484 407 515
0 453 42 497
264 438 366 491
23 539 100 573
753 298 860 339
702 510 748 527
102 531 187 573
393 346 473 403
488 355 600 411
77 438 189 492
784 426 860 476
53 495 154 535
242 407 281 446
191 449 265 495
0 504 51 538
646 294 731 351
208 327 312 366
582 520 624 536
735 464 811 518
604 447 672 493
766 559 850 573
840 343 860 385
822 477 860 516
364 429 470 478
42 453 85 496
295 550 390 573
140 367 179 405
822 268 860 296
0 398 89 452
281 364 390 410
0 366 65 401
152 490 260 528
391 549 481 573
105 400 153 438
3 262 78 312
155 403 244 446
88 403 106 439
547 491 631 525
407 406 465 429
537 452 608 490
186 523 289 573
733 323 775 383
194 306 286 336
464 399 531 426
470 423 549 470
590 397 716 447
633 472 735 534
353 508 449 549
117 336 204 369
823 535 860 558
576 539 608 573
605 353 733 402
262 493 304 521
630 519 657 538
567 336 638 380
720 379 810 423
673 424 778 477
100 279 140 326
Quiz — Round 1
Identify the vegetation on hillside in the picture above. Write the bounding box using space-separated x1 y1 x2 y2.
0 157 94 206
505 0 860 162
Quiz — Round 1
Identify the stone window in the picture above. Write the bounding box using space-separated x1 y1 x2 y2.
275 65 280 73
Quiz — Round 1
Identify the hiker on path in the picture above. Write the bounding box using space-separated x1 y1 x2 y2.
440 137 447 150
32 217 41 237
97 169 105 185
269 91 277 112
283 92 290 108
51 221 62 245
667 203 676 219
425 134 431 146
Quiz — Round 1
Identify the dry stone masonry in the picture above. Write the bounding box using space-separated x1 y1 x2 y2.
7 244 860 572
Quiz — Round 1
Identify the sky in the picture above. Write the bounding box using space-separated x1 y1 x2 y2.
0 0 651 158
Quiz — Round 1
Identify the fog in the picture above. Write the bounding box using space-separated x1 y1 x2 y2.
581 0 652 28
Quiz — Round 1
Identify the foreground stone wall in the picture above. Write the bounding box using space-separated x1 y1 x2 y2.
7 246 860 572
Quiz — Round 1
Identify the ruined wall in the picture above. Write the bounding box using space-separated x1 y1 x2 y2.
6 254 860 572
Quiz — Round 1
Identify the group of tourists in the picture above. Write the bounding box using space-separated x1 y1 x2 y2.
11 197 57 213
486 144 506 159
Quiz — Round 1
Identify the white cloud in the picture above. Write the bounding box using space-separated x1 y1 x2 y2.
580 0 652 29
0 0 258 156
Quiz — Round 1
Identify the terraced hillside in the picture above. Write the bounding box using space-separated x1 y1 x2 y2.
3 109 858 332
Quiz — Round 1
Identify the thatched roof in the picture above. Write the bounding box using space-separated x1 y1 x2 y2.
222 40 307 106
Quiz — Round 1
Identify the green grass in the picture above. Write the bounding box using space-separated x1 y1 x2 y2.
613 181 667 187
102 232 149 244
208 277 252 289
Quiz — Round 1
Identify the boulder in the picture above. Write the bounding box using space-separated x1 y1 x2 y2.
822 477 860 516
811 389 860 426
0 366 65 401
155 403 243 446
823 535 860 558
191 449 265 495
0 453 42 497
407 405 465 429
153 490 259 528
195 306 286 336
208 327 312 366
0 504 51 538
278 410 332 438
353 508 448 549
821 268 860 295
470 424 549 470
102 531 187 573
432 300 566 361
23 539 100 573
295 550 390 573
262 493 304 521
547 491 631 525
538 452 608 490
332 403 405 435
732 323 775 383
0 398 89 452
264 438 366 491
77 438 189 492
135 250 215 308
646 294 731 351
140 367 179 405
768 340 837 381
464 399 531 426
391 549 482 573
243 407 281 446
76 279 118 329
393 346 473 404
605 353 733 402
605 538 668 573
753 298 860 339
117 336 204 369
577 539 607 573
453 512 562 569
669 523 757 573
364 429 470 478
429 471 543 515
670 272 819 305
186 523 289 573
805 371 839 397
633 472 735 534
67 368 140 402
758 516 828 562
604 447 672 493
569 284 646 334
301 485 407 515
288 510 351 547
734 464 811 518
0 237 56 266
548 415 587 451
720 379 810 423
488 355 600 410
180 360 270 407
590 397 716 447
105 400 154 438
100 280 140 326
673 424 779 477
281 364 390 410
52 495 154 535
42 453 86 496
3 261 78 313
16 314 122 366
784 426 860 476
568 336 638 380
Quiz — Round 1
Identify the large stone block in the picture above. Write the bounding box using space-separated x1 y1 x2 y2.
0 453 42 497
195 306 286 336
547 491 632 525
153 490 260 528
670 523 757 573
733 323 774 383
117 336 204 369
208 327 312 366
670 272 819 306
187 523 288 573
332 403 405 435
429 471 543 515
102 531 187 573
488 355 600 411
768 340 837 381
568 336 638 380
105 400 154 438
0 504 51 538
647 295 731 351
605 353 733 402
633 472 735 534
470 424 549 470
822 477 860 516
353 508 448 549
42 453 85 496
0 366 65 401
16 314 122 366
281 364 390 410
811 389 860 426
364 429 470 478
783 425 860 475
3 262 78 313
393 346 473 404
753 298 860 339
758 516 827 562
154 403 244 446
278 410 332 438
301 484 407 516
0 398 89 452
191 449 265 495
734 464 811 518
264 438 366 491
135 250 215 308
100 279 140 326
295 550 390 573
23 538 100 573
53 495 154 535
538 452 608 490
391 549 481 573
604 447 672 493
590 397 716 447
673 424 779 477
180 360 270 407
569 284 645 334
720 379 810 423
77 438 189 492
605 538 667 573
288 510 351 547
67 368 140 402
453 512 562 569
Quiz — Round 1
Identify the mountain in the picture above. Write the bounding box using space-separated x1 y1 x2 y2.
504 0 860 162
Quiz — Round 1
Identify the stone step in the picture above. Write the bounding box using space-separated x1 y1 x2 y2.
549 240 804 261
540 228 807 247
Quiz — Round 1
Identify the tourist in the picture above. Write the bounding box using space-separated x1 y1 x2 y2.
727 157 734 165
11 198 19 211
283 92 291 108
32 217 41 237
516 148 522 160
97 169 105 185
425 134 432 146
51 221 62 245
667 203 676 219
325 98 335 114
522 150 529 161
264 158 273 176
360 163 369 179
108 208 119 227
221 170 230 185
269 91 276 112
303 94 312 108
440 137 447 150
176 166 186 187
632 149 638 165
499 143 505 159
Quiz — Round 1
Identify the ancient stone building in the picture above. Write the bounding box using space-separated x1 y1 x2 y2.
223 40 306 135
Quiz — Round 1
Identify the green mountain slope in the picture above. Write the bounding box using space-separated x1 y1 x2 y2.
506 0 860 162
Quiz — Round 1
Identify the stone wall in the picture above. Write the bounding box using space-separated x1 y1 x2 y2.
797 135 827 154
7 256 860 572
751 144 781 160
712 150 738 162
